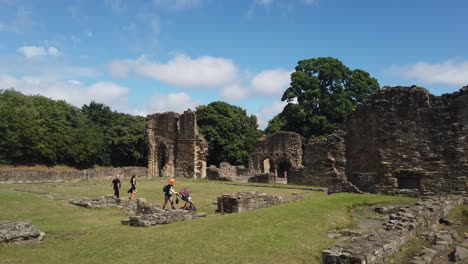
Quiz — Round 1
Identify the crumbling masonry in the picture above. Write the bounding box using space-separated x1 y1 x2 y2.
250 131 303 178
146 110 208 178
289 86 468 195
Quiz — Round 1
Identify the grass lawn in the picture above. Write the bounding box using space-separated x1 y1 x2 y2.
0 178 416 264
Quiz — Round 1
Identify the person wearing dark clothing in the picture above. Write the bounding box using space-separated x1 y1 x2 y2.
127 175 137 200
162 178 178 210
112 175 121 198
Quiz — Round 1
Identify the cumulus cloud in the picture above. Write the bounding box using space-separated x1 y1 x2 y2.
17 46 61 58
145 92 200 113
152 0 202 11
386 59 468 87
0 75 130 111
250 69 291 96
220 84 250 101
109 54 238 88
255 101 288 129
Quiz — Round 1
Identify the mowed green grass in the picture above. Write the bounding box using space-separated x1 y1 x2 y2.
0 178 416 264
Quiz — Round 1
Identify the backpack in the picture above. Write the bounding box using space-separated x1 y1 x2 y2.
163 184 169 193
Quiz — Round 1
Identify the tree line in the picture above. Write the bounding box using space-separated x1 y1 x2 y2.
0 90 147 168
0 57 379 168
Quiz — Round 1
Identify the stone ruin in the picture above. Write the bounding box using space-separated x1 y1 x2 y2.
206 162 253 181
69 195 124 208
322 195 467 264
289 86 468 195
250 131 303 180
0 220 45 243
216 192 303 213
146 110 208 179
121 198 207 227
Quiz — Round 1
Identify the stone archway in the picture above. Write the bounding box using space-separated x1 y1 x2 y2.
277 159 292 178
250 131 303 178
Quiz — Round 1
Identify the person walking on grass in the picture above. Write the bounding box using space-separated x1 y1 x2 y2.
111 175 121 199
162 178 178 210
127 174 137 200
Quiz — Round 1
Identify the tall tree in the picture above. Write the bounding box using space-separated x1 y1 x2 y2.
266 57 379 140
196 102 262 167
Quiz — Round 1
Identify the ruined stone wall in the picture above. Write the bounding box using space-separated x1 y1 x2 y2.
0 167 147 183
344 86 468 195
250 131 302 176
288 130 361 193
146 112 179 178
206 162 252 181
146 110 207 179
216 192 302 213
322 195 466 264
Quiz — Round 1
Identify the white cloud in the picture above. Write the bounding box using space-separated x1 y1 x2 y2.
220 84 250 101
109 54 238 88
0 75 130 111
146 92 200 113
47 47 61 56
251 69 291 96
152 0 202 11
386 59 468 87
17 46 46 58
109 60 131 78
255 101 288 129
17 45 61 58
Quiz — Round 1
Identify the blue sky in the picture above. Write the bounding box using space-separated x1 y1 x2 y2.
1 0 468 128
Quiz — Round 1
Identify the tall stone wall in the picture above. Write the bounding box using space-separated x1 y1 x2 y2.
344 86 468 195
0 167 148 183
289 131 361 193
292 86 468 195
146 110 208 179
250 131 303 177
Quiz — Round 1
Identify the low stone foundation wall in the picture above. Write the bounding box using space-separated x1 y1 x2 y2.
0 167 148 183
216 192 303 213
121 198 207 226
0 220 45 243
322 195 466 264
69 195 124 208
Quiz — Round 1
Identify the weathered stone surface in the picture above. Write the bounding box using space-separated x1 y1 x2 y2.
250 131 302 179
290 86 468 195
321 195 465 264
206 162 254 182
449 246 468 262
122 198 206 227
0 166 147 184
0 220 45 243
69 195 125 208
216 192 302 213
146 110 208 179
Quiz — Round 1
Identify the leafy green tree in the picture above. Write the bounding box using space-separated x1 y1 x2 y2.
196 102 262 167
81 101 147 167
266 57 379 140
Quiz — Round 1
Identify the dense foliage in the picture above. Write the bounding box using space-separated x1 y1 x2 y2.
265 57 380 141
0 89 147 167
196 101 262 167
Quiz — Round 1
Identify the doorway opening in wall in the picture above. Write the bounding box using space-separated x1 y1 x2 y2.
157 143 168 177
278 159 292 178
396 171 421 190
